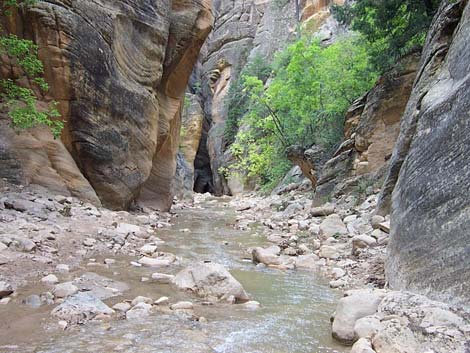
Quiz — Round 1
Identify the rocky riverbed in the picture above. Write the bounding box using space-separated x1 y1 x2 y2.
0 181 468 353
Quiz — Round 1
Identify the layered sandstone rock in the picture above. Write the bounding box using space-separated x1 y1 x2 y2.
173 93 205 199
1 0 213 210
378 0 470 307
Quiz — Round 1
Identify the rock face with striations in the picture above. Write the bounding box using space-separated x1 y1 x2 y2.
173 93 205 200
377 0 470 307
0 0 213 210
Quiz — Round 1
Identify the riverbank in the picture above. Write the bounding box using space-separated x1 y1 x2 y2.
229 187 470 352
0 181 468 352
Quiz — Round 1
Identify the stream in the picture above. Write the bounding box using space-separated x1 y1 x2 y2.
2 198 347 353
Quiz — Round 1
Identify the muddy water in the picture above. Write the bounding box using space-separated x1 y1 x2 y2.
1 199 347 353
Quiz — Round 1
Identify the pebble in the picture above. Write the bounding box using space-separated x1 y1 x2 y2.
131 296 152 306
151 273 174 284
139 244 158 255
53 282 78 298
154 296 169 305
243 301 261 310
41 274 59 285
0 297 11 305
83 238 97 247
126 302 152 320
170 301 194 310
331 267 346 280
113 302 131 313
58 320 68 330
371 215 385 229
55 264 70 273
0 281 13 299
23 294 42 308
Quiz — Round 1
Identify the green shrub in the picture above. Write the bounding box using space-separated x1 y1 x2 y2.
0 0 63 137
225 35 378 189
223 55 272 146
333 0 440 72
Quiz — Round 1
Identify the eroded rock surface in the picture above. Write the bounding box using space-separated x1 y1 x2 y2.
377 0 470 307
1 0 213 210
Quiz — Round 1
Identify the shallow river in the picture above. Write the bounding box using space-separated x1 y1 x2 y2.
2 199 347 353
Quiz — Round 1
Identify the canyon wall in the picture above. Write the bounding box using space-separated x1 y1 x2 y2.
378 0 470 307
193 0 343 196
0 0 213 210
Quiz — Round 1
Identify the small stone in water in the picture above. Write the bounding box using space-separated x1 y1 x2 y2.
154 296 169 305
83 238 96 247
131 296 152 306
113 302 131 313
170 301 193 310
41 274 59 285
244 301 261 310
151 273 174 284
23 294 42 308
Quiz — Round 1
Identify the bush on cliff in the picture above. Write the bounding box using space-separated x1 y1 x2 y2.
0 0 63 137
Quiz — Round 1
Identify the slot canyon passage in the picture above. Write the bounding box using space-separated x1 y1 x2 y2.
0 0 469 352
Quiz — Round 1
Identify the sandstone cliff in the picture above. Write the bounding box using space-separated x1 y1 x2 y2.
0 0 213 210
377 0 470 307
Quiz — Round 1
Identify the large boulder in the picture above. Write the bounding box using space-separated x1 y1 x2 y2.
377 0 470 307
372 291 469 353
172 262 249 302
0 0 213 210
331 289 386 345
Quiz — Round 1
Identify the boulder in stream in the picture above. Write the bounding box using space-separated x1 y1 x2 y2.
172 262 249 303
51 292 114 324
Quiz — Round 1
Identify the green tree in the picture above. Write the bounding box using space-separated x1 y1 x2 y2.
223 55 272 146
227 35 378 188
1 0 63 137
334 0 440 72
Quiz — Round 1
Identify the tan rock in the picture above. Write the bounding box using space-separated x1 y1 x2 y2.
319 245 340 260
332 289 386 344
311 203 335 217
351 338 376 353
0 0 213 211
319 214 348 239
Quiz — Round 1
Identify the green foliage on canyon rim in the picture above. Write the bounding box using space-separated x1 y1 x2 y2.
225 35 378 189
332 0 440 72
0 0 63 137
